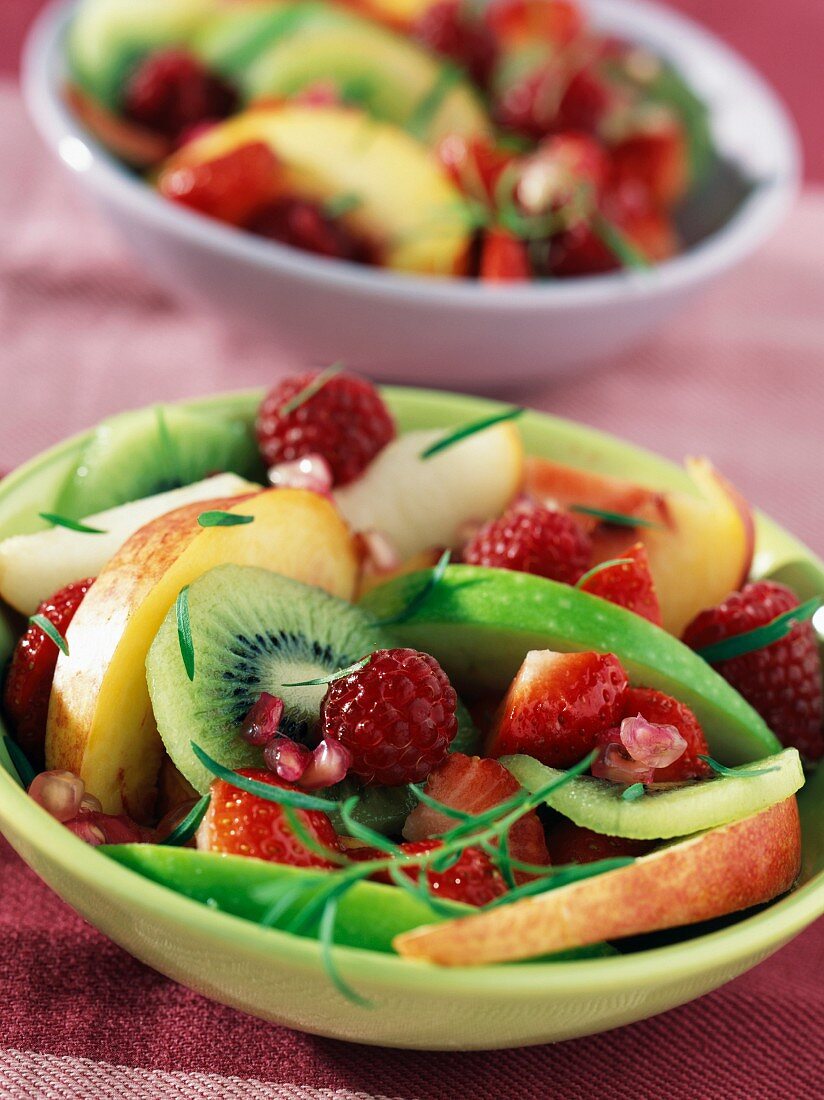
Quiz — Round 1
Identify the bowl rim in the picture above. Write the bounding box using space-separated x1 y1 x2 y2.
23 0 802 312
0 385 821 1002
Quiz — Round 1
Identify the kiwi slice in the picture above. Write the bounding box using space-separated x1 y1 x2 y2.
147 564 391 794
503 748 805 840
56 405 264 519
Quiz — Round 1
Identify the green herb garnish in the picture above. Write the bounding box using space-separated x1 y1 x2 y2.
421 408 524 460
374 549 451 628
323 193 362 219
176 586 195 681
280 364 343 416
698 755 781 778
592 214 651 271
407 64 464 140
281 656 371 688
29 614 69 656
160 794 211 847
570 504 662 529
192 743 339 811
197 511 255 528
39 512 107 534
621 782 646 802
575 558 634 589
695 596 822 664
3 735 37 788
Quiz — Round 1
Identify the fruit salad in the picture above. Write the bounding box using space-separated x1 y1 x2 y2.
1 373 819 995
64 0 713 279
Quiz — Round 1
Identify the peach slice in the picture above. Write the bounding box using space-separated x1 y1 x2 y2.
394 796 801 965
46 488 358 820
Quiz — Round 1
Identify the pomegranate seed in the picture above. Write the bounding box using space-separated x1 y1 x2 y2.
80 793 103 813
358 529 402 576
619 714 686 769
65 816 107 846
299 738 352 790
28 770 85 823
591 742 654 784
240 692 284 747
263 736 312 783
267 454 334 495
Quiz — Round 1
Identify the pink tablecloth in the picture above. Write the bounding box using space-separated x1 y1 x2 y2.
0 78 823 1098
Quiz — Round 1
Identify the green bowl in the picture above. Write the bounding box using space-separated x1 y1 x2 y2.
0 387 821 1050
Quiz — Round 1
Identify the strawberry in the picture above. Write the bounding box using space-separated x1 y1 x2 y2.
479 227 531 281
605 687 711 782
437 134 514 205
349 839 507 906
157 142 282 227
198 768 343 868
3 578 94 768
578 542 662 626
610 124 690 209
546 820 654 865
487 651 629 769
683 582 823 761
486 0 585 50
516 133 609 223
555 68 613 133
402 753 550 879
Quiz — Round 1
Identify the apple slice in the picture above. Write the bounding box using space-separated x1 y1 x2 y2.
0 473 256 615
46 489 358 821
336 424 523 560
394 796 802 965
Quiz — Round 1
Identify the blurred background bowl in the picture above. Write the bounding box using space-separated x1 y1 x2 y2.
23 0 800 389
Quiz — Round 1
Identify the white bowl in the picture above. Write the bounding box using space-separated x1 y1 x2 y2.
23 0 800 388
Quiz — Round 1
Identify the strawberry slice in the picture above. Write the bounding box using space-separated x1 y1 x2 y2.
546 820 654 865
598 687 711 783
350 839 507 906
610 125 690 209
402 753 550 879
579 542 663 626
3 578 94 768
487 650 628 768
157 142 282 227
479 228 531 281
198 768 343 868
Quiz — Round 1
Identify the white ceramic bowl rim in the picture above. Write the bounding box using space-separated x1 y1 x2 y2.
23 0 800 312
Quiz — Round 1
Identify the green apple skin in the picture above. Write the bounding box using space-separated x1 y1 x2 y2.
360 565 780 766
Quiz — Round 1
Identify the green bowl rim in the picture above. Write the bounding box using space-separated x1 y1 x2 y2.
0 385 821 998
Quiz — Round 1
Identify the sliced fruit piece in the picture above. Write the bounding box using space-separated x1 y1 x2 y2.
502 747 804 839
46 489 358 820
524 456 755 636
617 686 710 783
394 796 802 964
56 404 263 519
65 85 172 167
402 753 550 878
545 821 655 865
360 565 779 764
160 105 473 275
486 651 628 768
578 543 662 626
67 0 218 108
338 424 523 560
148 564 388 794
0 473 255 616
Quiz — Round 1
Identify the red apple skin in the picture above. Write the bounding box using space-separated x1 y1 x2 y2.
394 797 801 965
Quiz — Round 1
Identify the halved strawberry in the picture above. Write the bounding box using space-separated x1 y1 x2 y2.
350 838 507 906
546 820 654 865
198 768 343 868
486 650 628 768
600 687 711 783
479 227 531 281
579 542 662 626
436 134 515 204
402 753 550 879
610 124 690 209
157 141 282 226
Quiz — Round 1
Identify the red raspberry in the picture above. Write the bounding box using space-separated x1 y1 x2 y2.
199 768 343 868
256 370 395 487
3 579 94 768
463 504 592 583
248 198 377 264
683 582 823 762
123 49 237 141
412 0 497 85
599 687 711 782
320 648 458 786
350 839 507 906
546 820 654 865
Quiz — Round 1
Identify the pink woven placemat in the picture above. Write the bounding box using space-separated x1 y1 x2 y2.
0 83 822 1098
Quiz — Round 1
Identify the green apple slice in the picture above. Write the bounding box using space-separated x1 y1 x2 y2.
503 748 804 839
360 565 780 764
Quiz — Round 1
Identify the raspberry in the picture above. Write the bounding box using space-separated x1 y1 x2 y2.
350 839 507 906
412 0 497 85
320 648 458 786
248 198 377 264
256 370 395 487
600 687 711 782
555 68 612 133
463 504 592 583
123 49 237 140
3 579 94 768
199 768 343 868
683 582 823 762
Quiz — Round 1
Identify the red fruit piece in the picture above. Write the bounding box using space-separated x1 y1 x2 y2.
413 0 497 85
546 820 654 865
321 648 458 786
248 198 377 264
256 369 395 487
555 68 613 133
579 542 662 626
463 504 592 583
199 768 343 868
403 753 551 879
683 582 824 762
517 132 609 219
486 0 585 50
610 125 690 209
349 839 507 906
158 142 282 226
487 650 629 768
607 687 711 782
479 228 531 281
123 49 237 141
3 578 94 768
436 134 514 204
